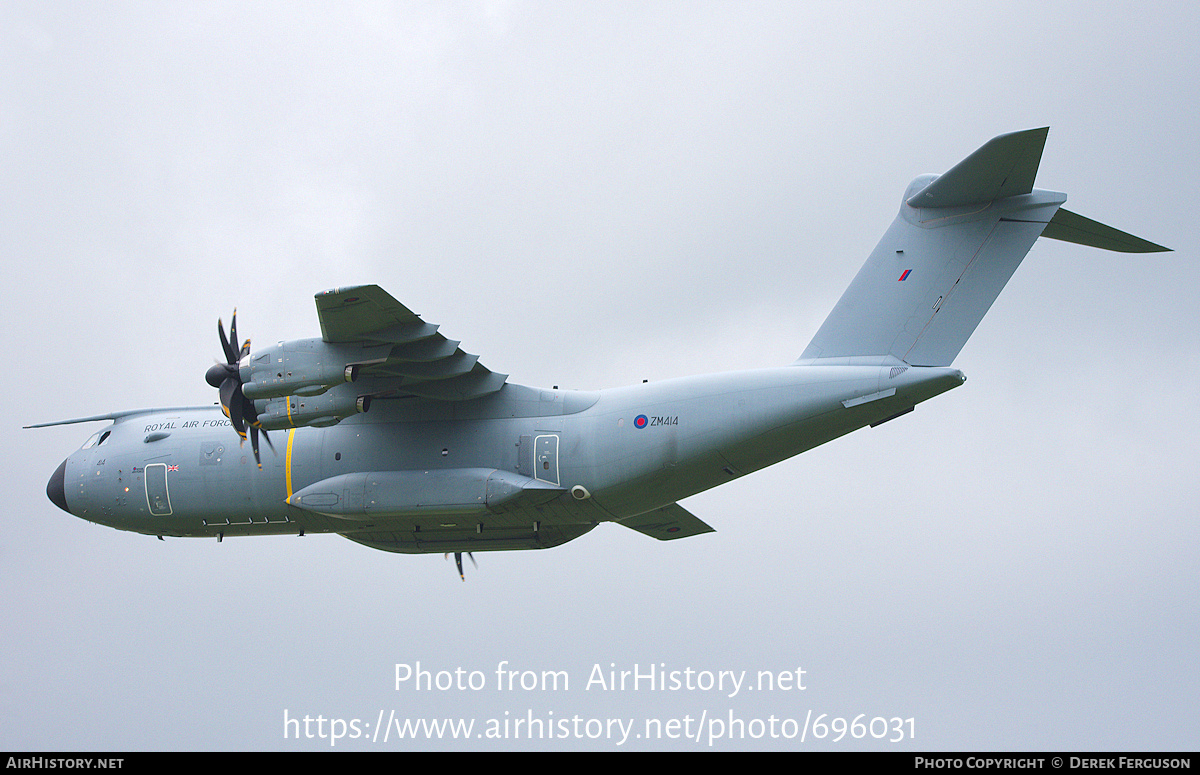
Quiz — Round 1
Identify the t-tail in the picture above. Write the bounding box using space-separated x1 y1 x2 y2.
799 128 1170 367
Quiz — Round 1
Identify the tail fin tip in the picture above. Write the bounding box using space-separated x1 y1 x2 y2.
906 127 1049 209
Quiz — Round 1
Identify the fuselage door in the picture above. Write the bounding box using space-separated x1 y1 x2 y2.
534 434 559 486
145 462 173 516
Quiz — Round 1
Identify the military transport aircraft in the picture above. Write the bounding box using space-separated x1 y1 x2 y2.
29 129 1169 579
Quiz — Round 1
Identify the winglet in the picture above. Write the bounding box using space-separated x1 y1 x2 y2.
906 127 1049 208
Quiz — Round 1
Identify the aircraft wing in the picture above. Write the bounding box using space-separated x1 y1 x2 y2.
315 285 508 401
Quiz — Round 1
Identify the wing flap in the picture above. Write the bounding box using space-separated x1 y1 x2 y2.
397 363 509 401
316 285 508 401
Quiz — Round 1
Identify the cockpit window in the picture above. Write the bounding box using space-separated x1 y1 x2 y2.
81 430 112 449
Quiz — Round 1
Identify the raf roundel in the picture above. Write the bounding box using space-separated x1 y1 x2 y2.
634 414 648 429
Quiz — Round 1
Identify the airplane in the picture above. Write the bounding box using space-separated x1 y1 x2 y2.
29 128 1170 579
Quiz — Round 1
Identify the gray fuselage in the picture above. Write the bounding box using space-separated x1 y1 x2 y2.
48 362 963 554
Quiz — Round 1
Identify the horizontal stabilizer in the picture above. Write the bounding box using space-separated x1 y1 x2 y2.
618 503 715 540
1041 207 1170 253
906 128 1048 208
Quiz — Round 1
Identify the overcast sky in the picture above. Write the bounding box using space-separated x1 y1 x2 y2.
3 1 1197 751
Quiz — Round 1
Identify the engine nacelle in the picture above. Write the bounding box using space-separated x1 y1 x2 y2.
257 390 372 430
240 338 386 400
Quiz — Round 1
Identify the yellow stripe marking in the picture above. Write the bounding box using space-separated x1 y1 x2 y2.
285 428 296 499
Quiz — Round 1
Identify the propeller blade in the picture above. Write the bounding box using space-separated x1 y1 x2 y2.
258 426 275 453
228 310 238 361
218 378 237 421
222 379 246 437
243 395 273 453
218 318 237 364
445 552 477 581
249 426 262 469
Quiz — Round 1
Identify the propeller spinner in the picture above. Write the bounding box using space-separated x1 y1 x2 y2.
205 310 273 469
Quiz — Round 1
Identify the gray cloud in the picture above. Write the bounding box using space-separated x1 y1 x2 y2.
3 1 1196 750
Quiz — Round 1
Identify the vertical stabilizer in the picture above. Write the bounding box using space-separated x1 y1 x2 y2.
799 129 1167 367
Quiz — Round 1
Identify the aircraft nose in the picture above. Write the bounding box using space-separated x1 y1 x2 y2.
46 458 70 513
